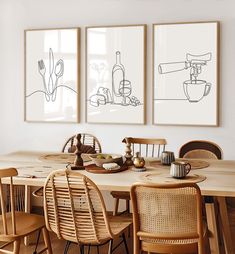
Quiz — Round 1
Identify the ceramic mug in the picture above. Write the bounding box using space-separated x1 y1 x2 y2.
170 161 191 178
161 151 175 165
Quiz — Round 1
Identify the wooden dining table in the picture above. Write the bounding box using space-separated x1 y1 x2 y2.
0 151 235 254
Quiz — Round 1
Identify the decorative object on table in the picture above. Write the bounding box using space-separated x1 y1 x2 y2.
103 163 120 170
179 140 222 159
71 134 85 170
62 133 102 154
160 151 175 165
140 172 206 184
133 152 145 168
153 22 219 126
89 153 123 167
170 161 191 179
123 137 134 166
85 163 128 174
86 25 146 124
25 28 80 122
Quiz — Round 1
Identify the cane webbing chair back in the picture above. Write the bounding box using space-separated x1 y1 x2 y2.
179 140 222 160
124 137 167 158
44 169 133 250
131 183 204 254
44 169 112 244
62 133 102 154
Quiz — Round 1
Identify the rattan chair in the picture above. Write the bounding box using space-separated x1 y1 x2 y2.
179 140 223 253
131 182 207 254
111 137 167 216
62 133 102 154
44 169 132 254
179 140 222 159
0 168 52 254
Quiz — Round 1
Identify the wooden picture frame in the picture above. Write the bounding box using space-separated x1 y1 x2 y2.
24 28 80 123
86 25 146 124
153 21 219 126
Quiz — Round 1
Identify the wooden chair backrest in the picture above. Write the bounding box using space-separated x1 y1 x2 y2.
62 133 102 154
44 169 113 245
131 183 203 252
0 168 18 236
179 140 222 160
123 137 167 157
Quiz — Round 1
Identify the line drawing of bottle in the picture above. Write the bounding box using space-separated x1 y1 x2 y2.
112 51 125 103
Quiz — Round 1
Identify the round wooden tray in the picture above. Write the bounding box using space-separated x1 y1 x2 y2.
85 164 128 174
140 172 206 184
148 159 209 170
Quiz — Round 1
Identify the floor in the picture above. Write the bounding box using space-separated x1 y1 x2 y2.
3 231 132 254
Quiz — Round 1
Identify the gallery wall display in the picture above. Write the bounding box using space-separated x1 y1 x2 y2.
86 25 146 124
25 28 80 122
153 22 219 126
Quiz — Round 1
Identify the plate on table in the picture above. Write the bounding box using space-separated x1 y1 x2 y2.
85 164 128 174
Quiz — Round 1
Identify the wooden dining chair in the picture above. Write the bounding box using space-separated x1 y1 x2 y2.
179 140 222 159
33 133 102 198
44 169 132 254
0 168 52 254
131 182 208 254
62 133 102 154
111 137 167 216
179 140 223 253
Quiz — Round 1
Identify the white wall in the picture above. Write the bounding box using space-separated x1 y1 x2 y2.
1 0 235 159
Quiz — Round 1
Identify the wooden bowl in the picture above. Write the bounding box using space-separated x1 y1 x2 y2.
89 154 123 167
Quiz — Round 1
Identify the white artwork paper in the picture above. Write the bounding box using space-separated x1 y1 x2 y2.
153 22 219 126
25 28 79 122
86 25 146 124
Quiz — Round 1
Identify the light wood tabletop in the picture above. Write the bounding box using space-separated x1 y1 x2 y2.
0 151 235 197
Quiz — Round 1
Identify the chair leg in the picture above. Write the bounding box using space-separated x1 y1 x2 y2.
13 239 21 254
80 245 84 254
33 229 41 254
42 227 52 254
122 233 129 254
64 241 71 254
113 198 119 216
108 239 113 254
96 245 99 254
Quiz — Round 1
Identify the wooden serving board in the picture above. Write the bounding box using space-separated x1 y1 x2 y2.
85 164 128 174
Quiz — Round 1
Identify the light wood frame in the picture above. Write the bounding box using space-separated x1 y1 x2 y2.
85 24 147 125
152 21 220 126
24 27 80 123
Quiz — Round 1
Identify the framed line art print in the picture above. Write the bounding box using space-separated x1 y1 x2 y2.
86 25 146 124
153 22 219 126
25 28 80 123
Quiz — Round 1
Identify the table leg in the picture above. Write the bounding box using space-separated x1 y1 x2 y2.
217 197 234 254
24 185 31 246
205 202 220 254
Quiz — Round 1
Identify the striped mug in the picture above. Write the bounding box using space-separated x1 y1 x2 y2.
170 161 191 178
161 151 175 165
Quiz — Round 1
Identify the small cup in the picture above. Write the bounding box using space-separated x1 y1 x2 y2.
161 151 175 165
170 161 191 179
